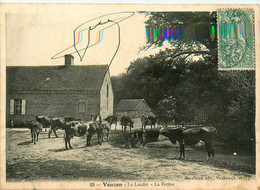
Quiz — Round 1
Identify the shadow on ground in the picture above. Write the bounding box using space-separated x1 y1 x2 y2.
18 141 33 145
6 159 136 181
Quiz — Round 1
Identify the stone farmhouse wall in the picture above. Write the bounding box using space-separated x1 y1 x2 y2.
7 90 100 126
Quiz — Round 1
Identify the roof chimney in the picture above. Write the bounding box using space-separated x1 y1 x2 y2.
65 54 74 66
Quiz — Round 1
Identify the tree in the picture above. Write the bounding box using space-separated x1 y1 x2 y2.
157 96 176 125
219 71 255 150
111 12 255 151
111 53 171 111
142 12 217 61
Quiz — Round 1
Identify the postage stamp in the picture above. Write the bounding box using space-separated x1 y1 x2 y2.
218 8 255 70
0 3 259 190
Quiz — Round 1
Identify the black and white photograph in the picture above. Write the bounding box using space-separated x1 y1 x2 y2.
0 3 259 190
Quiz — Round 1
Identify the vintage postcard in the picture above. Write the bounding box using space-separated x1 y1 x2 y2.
0 3 259 190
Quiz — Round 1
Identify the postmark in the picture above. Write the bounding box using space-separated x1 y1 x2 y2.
218 8 255 70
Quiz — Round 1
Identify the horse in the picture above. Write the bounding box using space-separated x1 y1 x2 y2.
160 126 217 161
140 114 157 130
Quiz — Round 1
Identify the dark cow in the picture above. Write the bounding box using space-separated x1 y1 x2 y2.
145 129 160 143
120 116 134 135
160 126 217 160
64 121 87 149
86 120 109 147
36 116 57 137
36 116 86 149
104 115 117 130
140 114 157 130
127 129 160 148
48 117 81 138
48 117 67 138
126 129 146 148
27 121 43 144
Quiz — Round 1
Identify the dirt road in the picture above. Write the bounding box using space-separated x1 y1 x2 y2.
6 128 254 181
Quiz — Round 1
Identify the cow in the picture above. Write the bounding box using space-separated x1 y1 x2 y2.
90 113 102 123
36 115 56 137
145 129 160 143
140 114 157 130
26 121 43 144
160 126 217 161
86 120 109 147
48 117 81 138
101 120 110 142
48 117 67 138
104 115 117 130
64 121 88 149
127 129 160 148
126 129 146 148
36 116 81 139
120 116 134 135
9 118 14 129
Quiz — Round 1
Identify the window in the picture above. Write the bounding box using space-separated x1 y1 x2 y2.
10 99 26 115
15 99 22 114
78 101 85 115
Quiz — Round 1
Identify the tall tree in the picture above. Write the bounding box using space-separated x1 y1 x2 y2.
142 12 217 61
112 12 255 151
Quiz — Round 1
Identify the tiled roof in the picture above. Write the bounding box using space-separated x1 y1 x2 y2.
116 99 151 111
6 65 108 91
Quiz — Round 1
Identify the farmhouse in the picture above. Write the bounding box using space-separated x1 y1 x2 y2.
6 55 114 126
116 99 154 119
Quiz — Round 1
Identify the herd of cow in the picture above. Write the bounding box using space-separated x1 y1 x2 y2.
33 114 110 149
25 114 217 160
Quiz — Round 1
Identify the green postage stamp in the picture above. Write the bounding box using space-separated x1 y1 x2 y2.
218 8 255 70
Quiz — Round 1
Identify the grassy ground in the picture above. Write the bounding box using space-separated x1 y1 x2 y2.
6 128 255 181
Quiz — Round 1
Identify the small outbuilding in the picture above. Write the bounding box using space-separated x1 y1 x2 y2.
116 99 154 119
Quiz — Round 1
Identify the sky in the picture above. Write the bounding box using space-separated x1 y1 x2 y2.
6 8 162 76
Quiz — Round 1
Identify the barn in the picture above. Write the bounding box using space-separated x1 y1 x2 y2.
116 99 154 119
6 55 114 127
